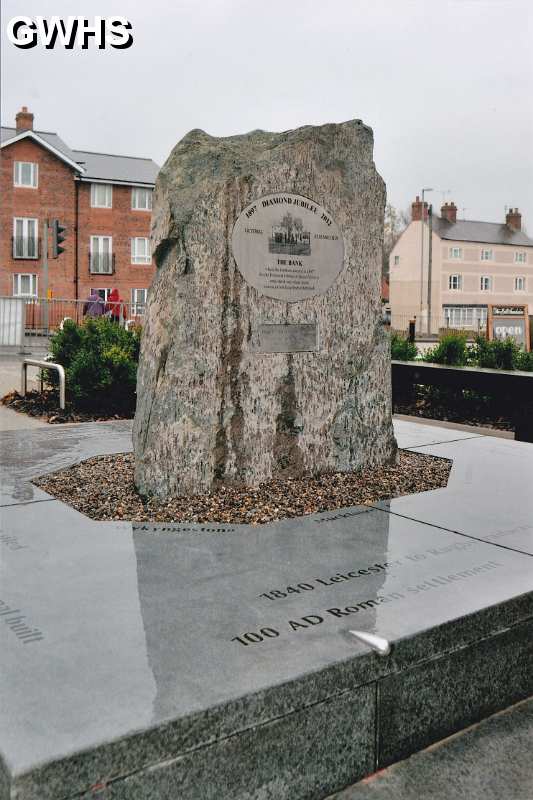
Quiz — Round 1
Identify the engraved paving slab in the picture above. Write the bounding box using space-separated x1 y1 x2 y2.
1 421 533 799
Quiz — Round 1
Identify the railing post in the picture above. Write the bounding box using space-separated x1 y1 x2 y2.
21 362 27 397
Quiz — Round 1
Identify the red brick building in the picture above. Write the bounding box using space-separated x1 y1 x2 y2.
1 106 158 315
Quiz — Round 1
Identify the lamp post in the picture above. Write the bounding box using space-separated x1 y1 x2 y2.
419 188 433 318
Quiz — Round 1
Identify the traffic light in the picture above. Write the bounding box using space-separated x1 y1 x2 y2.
51 219 67 258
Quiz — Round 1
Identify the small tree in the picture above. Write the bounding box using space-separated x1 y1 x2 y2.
383 204 410 277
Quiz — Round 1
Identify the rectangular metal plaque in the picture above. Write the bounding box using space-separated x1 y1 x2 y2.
252 323 318 354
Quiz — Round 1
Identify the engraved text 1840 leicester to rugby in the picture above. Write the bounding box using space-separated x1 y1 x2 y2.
232 193 345 302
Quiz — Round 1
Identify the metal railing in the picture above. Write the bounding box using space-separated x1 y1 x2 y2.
22 359 66 410
392 360 533 442
0 297 145 353
387 312 490 340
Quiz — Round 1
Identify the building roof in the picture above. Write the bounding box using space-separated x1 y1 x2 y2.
1 126 158 186
72 149 158 186
1 126 84 172
432 215 533 247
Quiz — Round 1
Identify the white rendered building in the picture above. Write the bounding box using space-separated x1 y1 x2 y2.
389 199 533 334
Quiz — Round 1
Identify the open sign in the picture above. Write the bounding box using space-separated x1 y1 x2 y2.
488 304 530 351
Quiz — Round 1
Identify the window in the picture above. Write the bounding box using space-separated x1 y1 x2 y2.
93 288 112 301
14 161 38 188
480 276 492 291
515 252 527 264
448 274 462 290
90 236 113 274
480 248 493 261
515 276 526 292
393 255 400 266
13 274 38 297
444 305 487 330
131 188 152 210
13 218 38 258
449 247 463 259
131 288 147 315
90 183 113 208
131 237 151 264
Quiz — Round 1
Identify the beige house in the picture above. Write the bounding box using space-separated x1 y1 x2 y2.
389 198 533 334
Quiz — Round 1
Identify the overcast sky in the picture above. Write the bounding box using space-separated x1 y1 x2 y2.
2 0 532 228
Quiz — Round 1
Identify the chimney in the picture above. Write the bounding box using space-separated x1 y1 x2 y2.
440 201 457 224
506 207 521 231
15 106 34 133
411 195 429 222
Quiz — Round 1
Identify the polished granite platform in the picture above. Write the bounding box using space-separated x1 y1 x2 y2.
0 420 532 800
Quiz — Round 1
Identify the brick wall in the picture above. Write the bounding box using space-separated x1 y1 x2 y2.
0 137 155 306
76 182 154 304
1 138 77 298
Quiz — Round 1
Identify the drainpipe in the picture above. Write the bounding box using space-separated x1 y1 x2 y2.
426 205 433 334
74 179 80 299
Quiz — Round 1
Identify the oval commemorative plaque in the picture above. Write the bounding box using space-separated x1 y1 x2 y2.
231 193 344 302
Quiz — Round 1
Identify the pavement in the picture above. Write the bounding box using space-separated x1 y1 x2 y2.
329 697 533 800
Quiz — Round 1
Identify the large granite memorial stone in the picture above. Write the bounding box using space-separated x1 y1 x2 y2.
134 120 396 497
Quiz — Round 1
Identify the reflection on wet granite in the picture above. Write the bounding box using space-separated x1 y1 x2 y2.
392 419 483 450
376 436 533 555
1 420 533 799
0 420 132 505
2 491 533 799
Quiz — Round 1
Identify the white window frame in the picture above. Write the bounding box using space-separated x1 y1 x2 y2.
13 273 38 297
131 237 151 264
480 275 492 292
90 183 113 209
449 247 463 259
480 248 493 261
131 288 147 315
131 187 153 211
94 288 111 301
13 161 38 188
90 236 113 274
448 274 462 291
13 217 39 258
515 251 527 264
444 305 487 329
514 276 526 292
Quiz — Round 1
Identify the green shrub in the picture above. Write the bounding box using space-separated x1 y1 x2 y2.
515 349 533 372
471 336 521 371
390 332 418 361
423 332 469 366
47 318 141 413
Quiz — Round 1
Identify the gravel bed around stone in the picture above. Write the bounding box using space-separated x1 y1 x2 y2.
34 450 451 525
1 390 132 424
